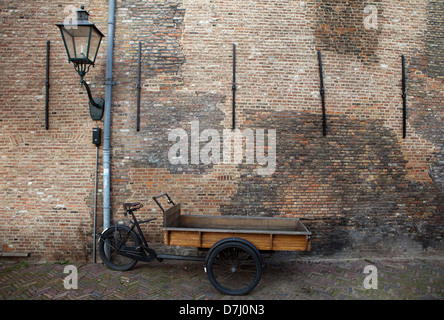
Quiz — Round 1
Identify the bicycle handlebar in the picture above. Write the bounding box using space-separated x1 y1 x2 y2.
152 192 175 213
153 192 168 200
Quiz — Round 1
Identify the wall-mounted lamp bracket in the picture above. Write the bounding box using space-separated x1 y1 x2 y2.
81 78 104 121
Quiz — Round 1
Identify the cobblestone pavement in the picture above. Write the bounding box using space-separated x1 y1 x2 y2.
0 257 443 300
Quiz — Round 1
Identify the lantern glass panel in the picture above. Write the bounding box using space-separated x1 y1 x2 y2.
60 25 93 64
88 27 103 64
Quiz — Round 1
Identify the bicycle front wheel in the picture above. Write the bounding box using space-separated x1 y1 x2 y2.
98 225 140 271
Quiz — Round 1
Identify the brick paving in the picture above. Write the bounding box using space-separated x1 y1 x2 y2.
0 257 443 300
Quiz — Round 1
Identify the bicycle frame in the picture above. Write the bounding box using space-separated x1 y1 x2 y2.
125 211 157 250
103 206 203 263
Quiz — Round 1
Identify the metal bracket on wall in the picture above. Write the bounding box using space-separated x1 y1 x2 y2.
317 50 327 137
45 40 50 130
80 79 105 121
137 42 142 132
103 79 118 86
401 54 407 139
232 43 237 131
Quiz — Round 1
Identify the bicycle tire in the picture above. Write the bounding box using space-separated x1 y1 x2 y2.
206 241 262 295
98 225 141 271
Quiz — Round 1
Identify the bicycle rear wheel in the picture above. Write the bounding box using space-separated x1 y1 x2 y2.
98 225 140 271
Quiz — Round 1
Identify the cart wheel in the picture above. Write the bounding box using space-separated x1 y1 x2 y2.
206 240 262 295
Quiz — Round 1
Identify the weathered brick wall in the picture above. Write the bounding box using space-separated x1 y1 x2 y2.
1 0 443 260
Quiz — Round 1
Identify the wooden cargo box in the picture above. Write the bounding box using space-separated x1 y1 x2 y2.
163 204 311 251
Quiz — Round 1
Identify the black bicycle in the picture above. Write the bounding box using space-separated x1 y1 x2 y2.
98 202 158 271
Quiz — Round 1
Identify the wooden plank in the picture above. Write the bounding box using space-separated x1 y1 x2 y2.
306 238 312 251
201 232 272 250
269 234 273 250
167 230 200 247
164 230 170 246
163 204 181 228
272 235 308 251
179 214 301 232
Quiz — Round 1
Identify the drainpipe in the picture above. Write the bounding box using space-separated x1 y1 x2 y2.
103 0 116 230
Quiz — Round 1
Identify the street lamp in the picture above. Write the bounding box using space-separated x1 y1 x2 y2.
56 5 105 120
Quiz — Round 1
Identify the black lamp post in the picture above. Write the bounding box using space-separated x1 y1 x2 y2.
56 5 105 121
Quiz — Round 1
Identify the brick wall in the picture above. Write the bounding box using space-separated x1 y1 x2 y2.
1 0 443 261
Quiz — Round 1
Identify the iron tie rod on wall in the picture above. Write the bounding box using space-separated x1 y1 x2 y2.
45 40 50 130
137 42 142 132
317 50 327 136
402 54 407 139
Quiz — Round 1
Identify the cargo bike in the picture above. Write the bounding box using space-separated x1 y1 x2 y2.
98 193 311 295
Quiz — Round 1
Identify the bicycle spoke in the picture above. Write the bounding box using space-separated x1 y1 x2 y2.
212 246 258 292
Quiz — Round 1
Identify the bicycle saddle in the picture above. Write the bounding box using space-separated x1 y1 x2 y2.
123 202 142 210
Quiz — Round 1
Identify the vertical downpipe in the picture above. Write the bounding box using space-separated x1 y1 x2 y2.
103 0 116 230
93 142 99 263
